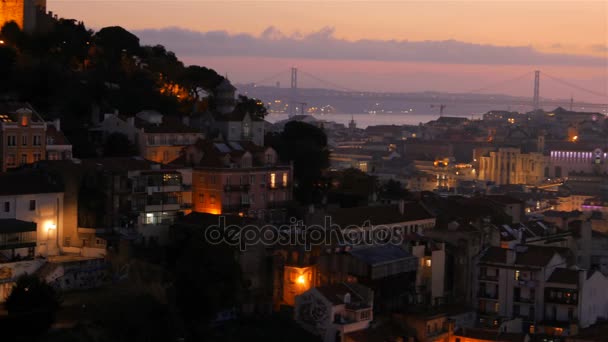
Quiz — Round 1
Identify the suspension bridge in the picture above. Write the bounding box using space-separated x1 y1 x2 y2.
244 68 608 116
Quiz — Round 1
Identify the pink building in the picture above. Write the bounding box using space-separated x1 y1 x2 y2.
182 140 292 218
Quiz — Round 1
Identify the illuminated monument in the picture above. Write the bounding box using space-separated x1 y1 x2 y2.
0 0 47 33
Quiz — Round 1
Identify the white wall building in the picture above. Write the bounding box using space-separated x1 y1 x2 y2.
295 282 374 342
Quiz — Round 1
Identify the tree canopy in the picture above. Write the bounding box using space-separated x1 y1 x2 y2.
267 121 330 204
5 274 61 338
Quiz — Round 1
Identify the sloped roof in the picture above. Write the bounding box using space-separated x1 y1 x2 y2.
514 245 570 267
46 124 70 145
80 157 160 173
0 101 45 123
316 282 371 306
0 170 63 195
327 202 435 227
547 268 579 285
349 245 413 266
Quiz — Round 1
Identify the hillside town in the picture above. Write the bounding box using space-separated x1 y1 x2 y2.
1 2 608 342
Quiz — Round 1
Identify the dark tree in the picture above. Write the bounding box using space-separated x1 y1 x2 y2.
167 225 243 340
5 274 61 338
180 65 223 100
268 121 330 204
234 95 268 120
103 132 137 157
0 21 25 47
0 46 16 89
330 168 377 207
94 26 141 57
380 179 409 201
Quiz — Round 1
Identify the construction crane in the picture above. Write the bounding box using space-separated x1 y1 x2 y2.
430 104 446 116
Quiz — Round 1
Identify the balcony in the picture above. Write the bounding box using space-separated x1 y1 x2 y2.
0 221 37 250
267 183 289 190
224 184 250 192
223 203 251 213
514 296 534 304
267 200 293 209
479 274 499 282
478 291 499 300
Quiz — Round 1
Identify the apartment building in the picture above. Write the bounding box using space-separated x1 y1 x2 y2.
0 104 46 171
182 140 292 218
295 282 374 342
92 110 204 164
0 170 63 258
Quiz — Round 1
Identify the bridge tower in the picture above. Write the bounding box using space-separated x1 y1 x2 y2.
289 67 298 117
533 70 540 110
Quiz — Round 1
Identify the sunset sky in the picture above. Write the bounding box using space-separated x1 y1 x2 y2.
50 0 608 102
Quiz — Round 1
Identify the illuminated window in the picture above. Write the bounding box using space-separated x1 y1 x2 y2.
515 270 520 280
243 122 250 137
270 173 276 188
282 173 288 186
425 259 432 267
494 303 500 313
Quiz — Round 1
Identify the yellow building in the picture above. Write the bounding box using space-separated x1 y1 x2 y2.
477 147 548 185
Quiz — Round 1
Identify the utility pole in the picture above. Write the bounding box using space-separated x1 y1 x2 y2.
533 70 540 111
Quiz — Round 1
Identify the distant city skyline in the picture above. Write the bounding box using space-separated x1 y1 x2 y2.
50 1 608 103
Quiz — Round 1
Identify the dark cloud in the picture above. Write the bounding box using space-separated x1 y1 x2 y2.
591 44 608 52
133 26 606 67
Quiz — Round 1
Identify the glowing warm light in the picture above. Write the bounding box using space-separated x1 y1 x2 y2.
572 135 578 142
297 275 306 285
0 40 4 44
270 173 276 188
425 259 432 267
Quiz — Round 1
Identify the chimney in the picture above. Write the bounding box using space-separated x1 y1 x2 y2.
506 249 515 264
344 293 351 304
53 118 61 132
399 199 405 215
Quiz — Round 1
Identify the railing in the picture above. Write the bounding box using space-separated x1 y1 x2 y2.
224 184 250 192
479 274 499 281
514 296 534 303
478 291 499 300
223 203 251 213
